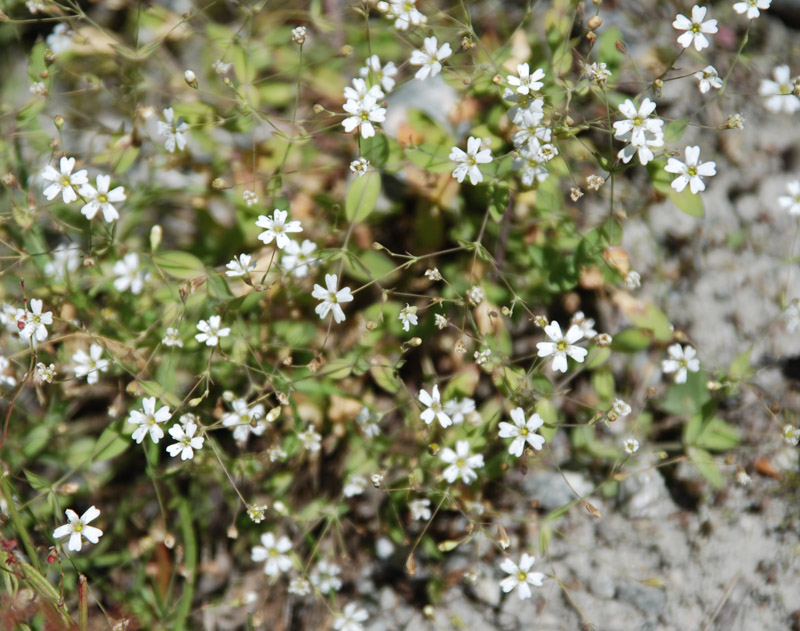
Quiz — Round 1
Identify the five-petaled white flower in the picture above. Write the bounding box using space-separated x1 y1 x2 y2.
694 65 722 94
443 397 476 425
162 327 183 347
359 55 398 93
113 252 149 295
733 0 770 19
665 146 716 194
312 273 353 323
129 396 171 444
78 174 126 222
418 384 452 428
440 440 484 484
661 343 700 383
42 156 88 204
759 65 800 114
380 0 427 30
195 315 230 347
342 89 386 139
311 559 342 593
72 343 110 385
613 98 664 165
409 498 431 521
157 107 189 153
612 399 632 417
779 180 800 216
623 437 640 454
498 407 546 457
536 321 587 373
225 253 256 277
398 304 418 332
281 239 318 278
499 553 545 599
53 506 103 552
256 209 303 250
222 398 266 442
673 5 717 51
251 532 293 577
507 63 545 95
16 298 53 342
166 420 204 460
449 136 493 185
570 311 597 339
334 603 369 631
410 36 452 81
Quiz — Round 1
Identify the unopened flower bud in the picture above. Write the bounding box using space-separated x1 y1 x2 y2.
497 524 510 549
44 49 56 67
338 44 354 57
615 40 628 55
291 26 307 45
266 407 281 423
595 332 612 347
533 315 548 328
408 337 422 347
428 443 439 456
587 16 603 29
313 103 324 114
212 177 231 190
371 473 384 488
586 32 597 44
54 114 64 129
184 69 198 88
150 224 163 252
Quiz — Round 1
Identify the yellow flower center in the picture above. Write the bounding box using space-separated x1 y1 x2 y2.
556 340 568 352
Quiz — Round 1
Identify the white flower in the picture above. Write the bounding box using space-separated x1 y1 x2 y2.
334 603 368 631
449 136 493 185
499 553 545 599
570 311 597 339
289 577 312 596
673 5 718 51
195 315 230 347
281 239 318 278
243 189 258 206
311 559 342 593
157 107 189 153
343 475 367 498
222 398 267 442
612 399 632 417
498 407 546 457
356 407 381 437
42 156 88 204
783 300 800 332
623 437 640 454
381 0 427 30
759 65 800 114
350 157 371 177
344 77 384 103
584 61 612 84
46 23 73 54
298 427 322 452
247 504 268 523
513 142 551 185
251 533 293 577
166 420 204 460
694 66 722 94
664 146 716 194
53 506 103 552
72 344 109 385
661 343 700 383
440 440 484 484
36 362 56 383
162 327 183 347
779 180 800 216
359 55 398 93
30 81 47 96
16 298 53 342
291 25 307 45
312 273 353 323
44 244 80 282
225 253 256 277
733 0 770 19
26 0 47 14
474 348 491 365
727 113 745 129
510 101 550 148
536 322 587 373
507 63 545 95
113 252 149 295
467 285 485 306
268 446 287 462
625 271 641 289
399 304 418 332
410 36 452 81
782 424 800 446
0 356 16 388
586 174 605 190
425 268 443 281
613 98 664 165
213 59 232 74
342 93 386 139
256 209 303 250
129 397 171 444
78 174 126 222
409 498 431 521
434 314 448 329
444 397 476 425
418 384 452 428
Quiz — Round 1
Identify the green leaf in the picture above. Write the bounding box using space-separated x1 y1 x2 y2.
24 470 52 491
488 185 509 222
370 359 400 394
592 368 615 402
139 381 182 408
405 142 454 173
659 371 710 416
687 447 723 488
93 426 131 462
668 187 705 218
153 251 206 279
345 170 381 223
728 349 752 381
684 414 740 451
360 135 389 168
626 303 673 342
611 328 652 352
